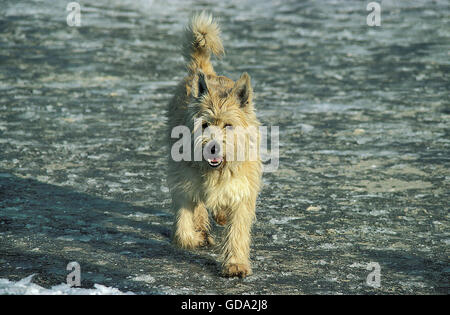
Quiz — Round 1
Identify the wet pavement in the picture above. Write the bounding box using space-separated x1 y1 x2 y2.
0 0 449 294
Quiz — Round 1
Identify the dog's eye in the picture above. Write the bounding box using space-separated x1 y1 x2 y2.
202 122 209 129
224 124 232 129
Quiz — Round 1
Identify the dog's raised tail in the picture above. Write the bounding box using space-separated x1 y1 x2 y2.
183 11 224 74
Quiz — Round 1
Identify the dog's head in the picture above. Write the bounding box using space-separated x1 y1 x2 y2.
188 71 260 170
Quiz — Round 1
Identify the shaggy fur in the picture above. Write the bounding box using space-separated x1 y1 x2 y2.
167 12 262 278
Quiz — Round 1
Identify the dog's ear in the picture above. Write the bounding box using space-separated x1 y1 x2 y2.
194 70 209 98
232 72 253 108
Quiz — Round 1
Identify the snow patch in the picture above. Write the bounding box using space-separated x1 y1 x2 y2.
0 275 134 295
269 216 300 224
131 274 155 284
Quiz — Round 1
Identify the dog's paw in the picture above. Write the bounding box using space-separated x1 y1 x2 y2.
213 211 227 226
173 231 211 249
222 263 252 278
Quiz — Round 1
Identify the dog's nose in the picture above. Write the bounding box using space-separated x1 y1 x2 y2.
204 140 222 162
207 140 221 156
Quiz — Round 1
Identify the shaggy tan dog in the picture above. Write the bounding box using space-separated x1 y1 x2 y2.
167 12 262 278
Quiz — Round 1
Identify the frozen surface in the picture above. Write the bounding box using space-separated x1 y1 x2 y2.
0 0 449 294
0 274 134 295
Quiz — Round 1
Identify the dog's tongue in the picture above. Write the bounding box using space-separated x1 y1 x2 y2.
211 157 222 163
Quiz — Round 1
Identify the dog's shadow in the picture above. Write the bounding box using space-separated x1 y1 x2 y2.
0 171 220 290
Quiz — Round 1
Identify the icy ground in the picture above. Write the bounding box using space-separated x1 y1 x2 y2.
0 0 449 294
0 274 133 295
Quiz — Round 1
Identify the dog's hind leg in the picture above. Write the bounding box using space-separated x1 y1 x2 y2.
212 208 228 226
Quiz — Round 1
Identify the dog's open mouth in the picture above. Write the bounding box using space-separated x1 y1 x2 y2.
207 157 223 168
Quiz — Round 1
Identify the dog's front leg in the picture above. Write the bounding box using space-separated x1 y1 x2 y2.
221 199 255 278
173 201 211 249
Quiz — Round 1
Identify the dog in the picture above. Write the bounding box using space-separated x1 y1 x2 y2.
166 12 262 278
